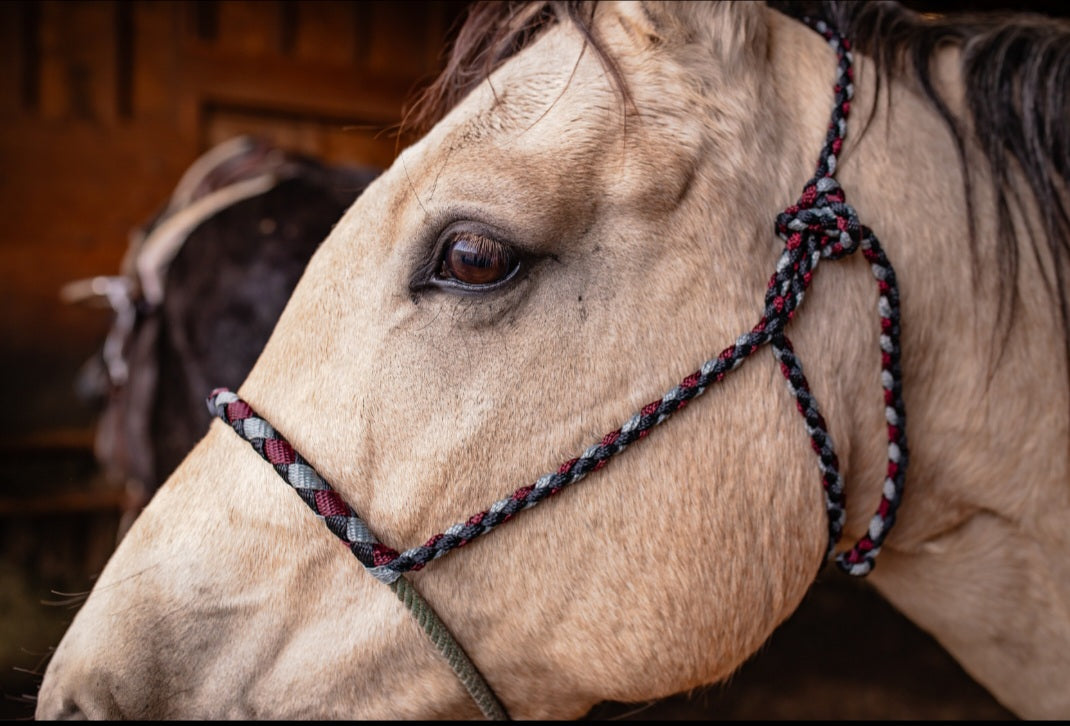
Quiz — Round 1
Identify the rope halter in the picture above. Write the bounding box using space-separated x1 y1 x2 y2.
207 17 907 720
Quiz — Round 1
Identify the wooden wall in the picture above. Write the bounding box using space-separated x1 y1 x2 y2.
0 0 465 449
0 5 465 715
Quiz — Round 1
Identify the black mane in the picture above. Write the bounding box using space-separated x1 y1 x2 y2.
777 0 1070 369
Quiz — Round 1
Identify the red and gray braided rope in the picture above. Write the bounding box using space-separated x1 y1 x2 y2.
208 20 906 588
203 390 509 720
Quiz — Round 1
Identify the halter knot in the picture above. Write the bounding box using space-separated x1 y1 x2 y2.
757 174 869 341
775 175 865 260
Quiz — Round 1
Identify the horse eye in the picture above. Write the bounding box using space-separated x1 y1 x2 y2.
438 231 518 287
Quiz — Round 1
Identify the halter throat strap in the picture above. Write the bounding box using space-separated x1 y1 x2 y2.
207 17 906 720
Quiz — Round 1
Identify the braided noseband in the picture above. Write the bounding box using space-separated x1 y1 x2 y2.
207 19 906 719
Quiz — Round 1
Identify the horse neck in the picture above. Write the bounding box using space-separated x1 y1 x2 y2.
765 11 1070 717
792 27 1069 543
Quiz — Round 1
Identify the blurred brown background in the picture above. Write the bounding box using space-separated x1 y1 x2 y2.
0 2 467 718
0 1 1062 719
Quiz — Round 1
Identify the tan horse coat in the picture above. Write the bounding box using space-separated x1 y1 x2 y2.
36 2 1070 719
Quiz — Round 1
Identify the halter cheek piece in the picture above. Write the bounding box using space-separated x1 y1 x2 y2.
207 19 906 721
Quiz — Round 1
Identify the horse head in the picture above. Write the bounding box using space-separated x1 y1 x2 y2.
36 1 1070 719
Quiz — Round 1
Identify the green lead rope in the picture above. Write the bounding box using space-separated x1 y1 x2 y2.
390 576 510 720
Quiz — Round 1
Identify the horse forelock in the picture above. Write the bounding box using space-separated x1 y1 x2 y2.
403 2 629 140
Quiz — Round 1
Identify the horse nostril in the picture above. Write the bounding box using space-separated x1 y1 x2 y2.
36 695 89 721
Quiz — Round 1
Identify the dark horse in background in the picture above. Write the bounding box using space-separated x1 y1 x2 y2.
67 136 379 532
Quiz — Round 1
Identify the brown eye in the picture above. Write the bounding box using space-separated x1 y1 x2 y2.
439 232 518 286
